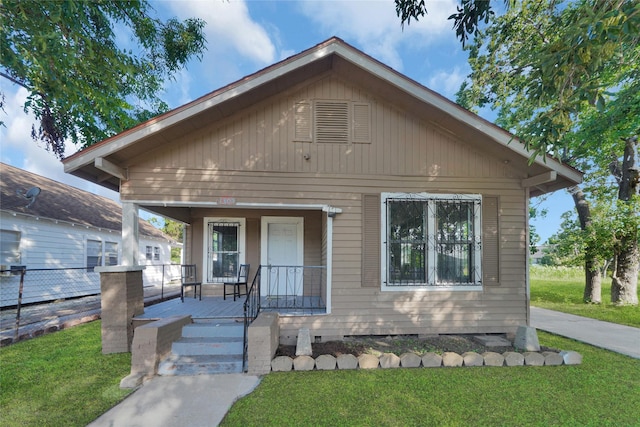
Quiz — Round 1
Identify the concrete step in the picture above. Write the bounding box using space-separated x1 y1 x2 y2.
158 354 243 376
182 322 244 338
172 336 243 356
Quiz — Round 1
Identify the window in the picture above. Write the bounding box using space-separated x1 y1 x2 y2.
381 193 482 290
205 218 246 282
145 246 152 261
154 247 160 261
0 230 21 267
105 242 118 266
87 239 102 271
294 100 371 144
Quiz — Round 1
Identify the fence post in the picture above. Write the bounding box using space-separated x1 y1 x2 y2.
161 264 165 300
14 267 26 341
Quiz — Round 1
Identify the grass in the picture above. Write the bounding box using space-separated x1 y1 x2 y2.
0 321 132 427
221 332 640 427
530 266 640 328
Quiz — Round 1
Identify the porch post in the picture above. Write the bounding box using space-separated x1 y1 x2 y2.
122 202 140 266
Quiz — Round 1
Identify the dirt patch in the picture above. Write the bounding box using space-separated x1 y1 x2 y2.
274 334 542 358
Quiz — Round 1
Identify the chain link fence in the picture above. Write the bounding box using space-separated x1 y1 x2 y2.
0 264 182 344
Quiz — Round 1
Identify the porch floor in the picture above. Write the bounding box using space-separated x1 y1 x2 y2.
136 296 326 321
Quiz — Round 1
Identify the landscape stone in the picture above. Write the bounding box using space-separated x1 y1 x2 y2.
503 352 525 366
523 352 545 366
336 354 358 370
271 356 293 372
514 325 540 351
559 350 583 365
379 353 401 368
293 355 315 371
421 352 443 367
442 352 463 367
400 352 422 368
295 328 313 356
482 352 505 367
358 354 380 369
462 352 484 367
542 351 564 366
315 354 336 370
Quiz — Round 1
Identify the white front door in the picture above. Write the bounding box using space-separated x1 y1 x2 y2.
261 217 304 297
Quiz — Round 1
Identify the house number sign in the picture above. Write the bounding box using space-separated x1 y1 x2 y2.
219 197 236 205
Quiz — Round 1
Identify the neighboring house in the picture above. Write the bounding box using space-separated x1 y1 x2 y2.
0 162 177 306
62 38 582 339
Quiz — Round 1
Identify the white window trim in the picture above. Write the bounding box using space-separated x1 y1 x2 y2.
380 192 483 292
203 217 246 284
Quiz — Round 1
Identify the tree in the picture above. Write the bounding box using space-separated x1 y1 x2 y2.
0 0 206 159
454 0 639 304
148 216 184 264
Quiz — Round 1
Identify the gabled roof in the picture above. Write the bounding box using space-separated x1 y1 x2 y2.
63 37 581 196
0 162 173 242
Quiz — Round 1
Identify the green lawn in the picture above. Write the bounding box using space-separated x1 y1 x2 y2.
530 266 640 328
0 321 132 427
222 332 640 427
2 266 639 426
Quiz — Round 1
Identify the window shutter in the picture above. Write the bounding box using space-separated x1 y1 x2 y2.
315 101 349 144
353 103 371 143
294 101 312 141
362 194 381 287
482 196 500 285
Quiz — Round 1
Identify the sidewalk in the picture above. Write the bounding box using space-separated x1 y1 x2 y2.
530 306 640 359
87 374 261 427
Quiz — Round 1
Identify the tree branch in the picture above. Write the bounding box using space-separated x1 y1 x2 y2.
0 71 30 91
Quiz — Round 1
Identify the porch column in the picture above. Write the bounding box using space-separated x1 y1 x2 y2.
122 201 140 266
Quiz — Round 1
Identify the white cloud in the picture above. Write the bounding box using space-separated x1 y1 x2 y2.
296 0 458 70
165 0 276 65
427 66 466 99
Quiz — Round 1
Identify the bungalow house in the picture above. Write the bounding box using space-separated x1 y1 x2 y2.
0 162 177 306
62 38 581 341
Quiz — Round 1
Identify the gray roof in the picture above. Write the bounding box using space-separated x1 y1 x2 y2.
0 162 174 242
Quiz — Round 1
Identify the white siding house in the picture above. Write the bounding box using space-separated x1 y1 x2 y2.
0 163 177 306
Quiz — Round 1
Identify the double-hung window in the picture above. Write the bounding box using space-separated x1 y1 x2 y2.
381 193 482 290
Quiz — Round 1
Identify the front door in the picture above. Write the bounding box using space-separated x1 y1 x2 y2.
261 217 303 297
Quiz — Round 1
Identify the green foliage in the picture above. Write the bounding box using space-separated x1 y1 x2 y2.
0 321 132 426
395 0 503 46
458 0 640 161
0 0 206 158
222 332 640 426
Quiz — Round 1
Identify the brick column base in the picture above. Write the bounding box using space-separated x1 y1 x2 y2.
97 266 145 354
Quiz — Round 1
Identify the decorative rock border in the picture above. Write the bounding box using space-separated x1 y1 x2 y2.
271 350 582 371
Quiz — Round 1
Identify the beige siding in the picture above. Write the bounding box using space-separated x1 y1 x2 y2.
123 73 529 336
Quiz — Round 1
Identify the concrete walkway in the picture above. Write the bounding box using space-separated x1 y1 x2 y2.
530 306 640 359
87 374 261 427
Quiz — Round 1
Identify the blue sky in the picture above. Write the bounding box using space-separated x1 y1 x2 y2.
0 0 574 242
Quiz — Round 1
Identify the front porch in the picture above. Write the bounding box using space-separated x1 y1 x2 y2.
136 264 328 322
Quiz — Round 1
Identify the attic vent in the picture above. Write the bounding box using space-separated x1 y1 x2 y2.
315 101 349 144
294 102 312 141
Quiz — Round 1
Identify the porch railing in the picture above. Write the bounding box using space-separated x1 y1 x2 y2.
242 267 261 372
260 265 326 310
